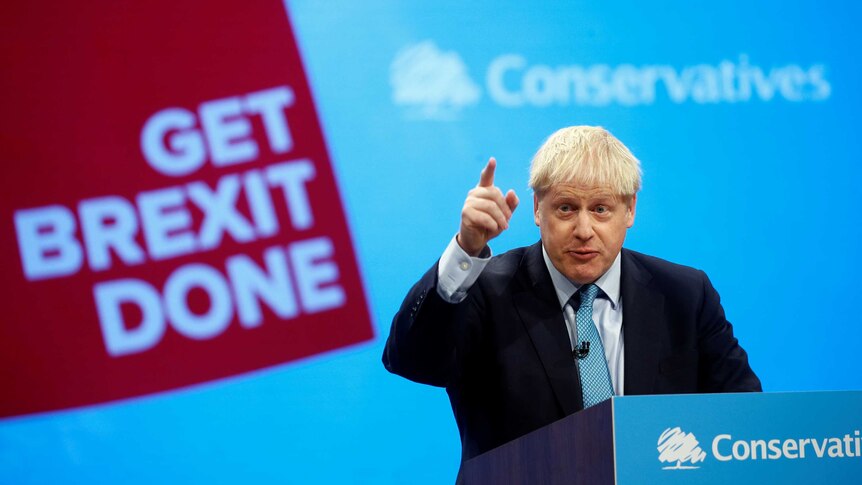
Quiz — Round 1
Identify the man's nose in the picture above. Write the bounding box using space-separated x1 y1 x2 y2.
572 211 594 240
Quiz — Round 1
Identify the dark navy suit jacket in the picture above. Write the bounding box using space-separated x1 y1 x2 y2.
383 242 761 462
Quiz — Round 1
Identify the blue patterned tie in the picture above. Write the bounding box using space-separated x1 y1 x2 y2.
571 284 614 408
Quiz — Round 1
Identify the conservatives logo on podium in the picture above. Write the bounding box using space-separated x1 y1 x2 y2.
657 427 707 470
656 426 862 470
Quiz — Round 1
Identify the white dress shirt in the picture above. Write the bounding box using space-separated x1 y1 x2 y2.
436 236 625 396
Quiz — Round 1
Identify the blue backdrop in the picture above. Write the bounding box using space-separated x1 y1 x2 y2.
3 1 861 483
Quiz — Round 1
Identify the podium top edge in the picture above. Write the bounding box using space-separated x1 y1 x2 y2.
611 389 862 402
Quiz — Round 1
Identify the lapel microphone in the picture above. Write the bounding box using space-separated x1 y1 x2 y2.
573 341 590 359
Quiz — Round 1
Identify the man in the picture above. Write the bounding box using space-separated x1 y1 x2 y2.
383 126 761 465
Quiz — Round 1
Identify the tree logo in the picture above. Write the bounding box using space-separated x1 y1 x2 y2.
389 40 481 120
657 427 707 470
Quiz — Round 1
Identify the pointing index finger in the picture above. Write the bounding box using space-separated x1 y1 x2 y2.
478 157 496 187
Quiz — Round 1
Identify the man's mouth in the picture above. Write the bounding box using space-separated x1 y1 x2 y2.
568 249 599 261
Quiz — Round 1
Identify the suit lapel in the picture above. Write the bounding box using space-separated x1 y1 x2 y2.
621 249 665 395
513 243 583 415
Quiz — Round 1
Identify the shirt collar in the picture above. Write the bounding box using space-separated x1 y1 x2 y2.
541 245 622 310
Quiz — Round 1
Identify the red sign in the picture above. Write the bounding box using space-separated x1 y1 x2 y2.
0 1 373 418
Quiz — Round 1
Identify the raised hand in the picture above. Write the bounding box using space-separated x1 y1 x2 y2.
457 157 519 256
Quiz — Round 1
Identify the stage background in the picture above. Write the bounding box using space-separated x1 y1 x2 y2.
2 1 860 483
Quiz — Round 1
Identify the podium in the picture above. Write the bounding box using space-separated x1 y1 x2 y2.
462 391 862 484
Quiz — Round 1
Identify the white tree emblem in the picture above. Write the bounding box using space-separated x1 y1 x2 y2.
657 427 707 470
389 40 481 120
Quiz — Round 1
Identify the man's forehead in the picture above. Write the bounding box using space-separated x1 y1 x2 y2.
543 183 621 200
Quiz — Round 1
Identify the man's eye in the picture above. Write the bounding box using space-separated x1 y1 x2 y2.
559 204 572 212
595 206 608 214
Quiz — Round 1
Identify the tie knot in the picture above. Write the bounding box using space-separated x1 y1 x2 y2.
576 283 599 309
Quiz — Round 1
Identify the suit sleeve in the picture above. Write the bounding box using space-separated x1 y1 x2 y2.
696 271 763 392
382 262 484 388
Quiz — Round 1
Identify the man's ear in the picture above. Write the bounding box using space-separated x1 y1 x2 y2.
626 194 637 228
533 193 541 226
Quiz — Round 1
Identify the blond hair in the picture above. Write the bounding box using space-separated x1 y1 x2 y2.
528 126 642 197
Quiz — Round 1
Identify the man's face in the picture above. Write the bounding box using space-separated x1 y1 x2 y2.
534 183 636 284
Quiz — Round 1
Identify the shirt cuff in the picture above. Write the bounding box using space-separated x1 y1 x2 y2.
436 235 491 303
